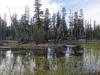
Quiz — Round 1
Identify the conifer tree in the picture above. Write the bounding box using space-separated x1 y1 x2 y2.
33 0 45 44
44 8 50 41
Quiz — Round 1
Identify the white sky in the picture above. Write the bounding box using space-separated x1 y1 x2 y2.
0 0 100 25
0 0 62 25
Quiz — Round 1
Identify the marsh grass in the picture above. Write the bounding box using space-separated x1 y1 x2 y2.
1 43 100 75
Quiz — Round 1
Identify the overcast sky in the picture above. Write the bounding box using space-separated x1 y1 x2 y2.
0 0 100 25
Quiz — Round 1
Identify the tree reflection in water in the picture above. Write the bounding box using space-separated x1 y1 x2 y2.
0 46 100 75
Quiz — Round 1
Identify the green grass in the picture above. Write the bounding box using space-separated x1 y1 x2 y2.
82 43 100 50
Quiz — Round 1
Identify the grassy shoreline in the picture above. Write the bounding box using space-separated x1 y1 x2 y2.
0 40 99 49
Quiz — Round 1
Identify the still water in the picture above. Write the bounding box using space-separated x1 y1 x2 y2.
0 45 100 75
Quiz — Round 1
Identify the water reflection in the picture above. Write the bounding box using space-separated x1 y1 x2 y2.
83 48 100 73
0 45 100 75
29 59 36 73
66 45 83 57
47 48 58 71
66 47 74 57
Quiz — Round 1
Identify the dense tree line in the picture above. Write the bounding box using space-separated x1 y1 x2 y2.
0 0 100 44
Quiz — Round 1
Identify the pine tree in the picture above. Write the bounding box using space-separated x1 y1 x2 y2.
52 13 56 40
56 12 61 42
73 12 79 39
18 6 30 43
61 7 67 40
33 0 45 44
0 16 7 40
73 10 84 40
10 14 18 40
44 8 50 41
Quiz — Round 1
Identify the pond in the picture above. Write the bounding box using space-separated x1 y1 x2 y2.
0 44 100 75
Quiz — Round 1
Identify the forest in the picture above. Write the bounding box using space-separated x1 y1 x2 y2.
0 0 100 44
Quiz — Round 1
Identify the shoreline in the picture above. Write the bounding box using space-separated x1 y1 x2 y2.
0 40 99 49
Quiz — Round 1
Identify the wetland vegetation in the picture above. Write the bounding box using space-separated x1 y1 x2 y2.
0 44 100 75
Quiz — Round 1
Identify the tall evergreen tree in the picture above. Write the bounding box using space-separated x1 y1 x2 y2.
0 17 7 40
33 0 45 44
73 10 84 40
44 8 50 41
56 12 62 42
73 12 79 39
52 13 56 40
49 13 56 42
61 7 67 40
10 14 18 40
85 22 93 40
18 6 30 43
